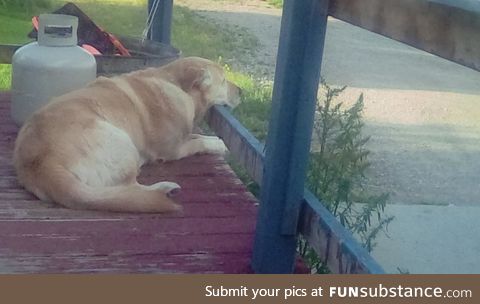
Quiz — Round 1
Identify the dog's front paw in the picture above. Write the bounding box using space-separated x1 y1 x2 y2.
206 138 228 155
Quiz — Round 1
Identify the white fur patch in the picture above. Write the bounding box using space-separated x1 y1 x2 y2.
204 137 228 155
70 120 140 187
176 136 228 159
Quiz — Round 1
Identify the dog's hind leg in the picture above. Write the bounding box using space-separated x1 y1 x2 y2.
143 181 181 197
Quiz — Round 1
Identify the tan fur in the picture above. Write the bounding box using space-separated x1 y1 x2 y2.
13 57 241 213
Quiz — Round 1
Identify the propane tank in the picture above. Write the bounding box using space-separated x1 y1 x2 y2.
11 14 96 125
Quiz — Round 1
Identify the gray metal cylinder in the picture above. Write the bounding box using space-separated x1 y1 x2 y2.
11 14 96 125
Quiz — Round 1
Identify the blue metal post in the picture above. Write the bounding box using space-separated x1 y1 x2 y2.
252 0 330 273
148 0 173 44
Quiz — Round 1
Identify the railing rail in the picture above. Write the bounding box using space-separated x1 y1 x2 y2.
206 106 385 274
329 0 480 72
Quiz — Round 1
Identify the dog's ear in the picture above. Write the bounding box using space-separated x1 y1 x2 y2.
183 67 212 91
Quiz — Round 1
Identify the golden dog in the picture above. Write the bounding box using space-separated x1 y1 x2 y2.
13 57 241 213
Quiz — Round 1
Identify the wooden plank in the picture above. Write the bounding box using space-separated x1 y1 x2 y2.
0 253 252 274
0 190 256 204
0 202 256 220
329 0 480 71
0 217 255 236
0 175 247 192
0 232 253 256
299 191 385 274
206 105 265 184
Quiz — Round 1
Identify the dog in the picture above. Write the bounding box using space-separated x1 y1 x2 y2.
13 57 241 213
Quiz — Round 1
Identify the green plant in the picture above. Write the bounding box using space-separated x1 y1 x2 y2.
307 81 394 253
297 237 330 274
228 75 392 273
297 82 393 273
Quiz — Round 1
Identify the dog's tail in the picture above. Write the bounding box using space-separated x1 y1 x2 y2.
24 163 182 213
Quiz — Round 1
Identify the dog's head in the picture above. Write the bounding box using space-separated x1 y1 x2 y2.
172 57 242 110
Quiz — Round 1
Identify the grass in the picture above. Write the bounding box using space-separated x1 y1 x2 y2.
0 3 48 44
0 0 56 90
0 0 258 90
225 66 271 141
0 65 11 89
220 66 273 196
266 0 283 8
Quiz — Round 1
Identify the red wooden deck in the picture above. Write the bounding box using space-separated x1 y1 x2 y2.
0 92 258 273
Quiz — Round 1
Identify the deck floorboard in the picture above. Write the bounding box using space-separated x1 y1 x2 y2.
0 92 258 273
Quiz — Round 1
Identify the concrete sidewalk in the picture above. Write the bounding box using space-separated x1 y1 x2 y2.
371 204 480 274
